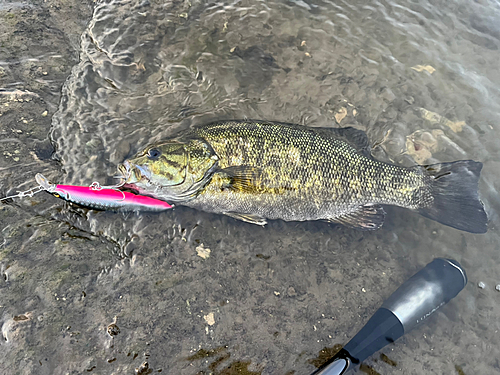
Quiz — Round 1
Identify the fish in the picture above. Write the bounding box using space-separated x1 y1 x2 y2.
35 173 172 211
118 120 487 233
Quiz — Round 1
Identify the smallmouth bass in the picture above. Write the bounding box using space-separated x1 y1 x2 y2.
119 120 487 233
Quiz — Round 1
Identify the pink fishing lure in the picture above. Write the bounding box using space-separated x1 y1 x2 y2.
35 173 172 212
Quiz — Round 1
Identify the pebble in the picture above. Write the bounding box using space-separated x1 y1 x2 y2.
195 243 210 259
478 281 485 289
203 312 215 326
496 284 500 292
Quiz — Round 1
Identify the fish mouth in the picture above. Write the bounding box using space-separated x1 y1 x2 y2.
118 161 151 185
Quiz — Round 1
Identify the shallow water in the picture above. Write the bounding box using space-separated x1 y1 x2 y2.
1 0 500 374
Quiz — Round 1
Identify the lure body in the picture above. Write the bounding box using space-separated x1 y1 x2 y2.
35 174 172 212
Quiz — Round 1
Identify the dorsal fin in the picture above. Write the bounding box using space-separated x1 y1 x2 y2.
316 126 372 158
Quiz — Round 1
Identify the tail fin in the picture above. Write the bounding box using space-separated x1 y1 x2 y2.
418 160 487 233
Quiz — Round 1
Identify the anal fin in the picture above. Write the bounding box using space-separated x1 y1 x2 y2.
224 211 267 226
330 204 386 230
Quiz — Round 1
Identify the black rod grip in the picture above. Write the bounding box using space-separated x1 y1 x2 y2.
343 307 404 363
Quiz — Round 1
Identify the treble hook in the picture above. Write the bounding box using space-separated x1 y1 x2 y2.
89 181 126 201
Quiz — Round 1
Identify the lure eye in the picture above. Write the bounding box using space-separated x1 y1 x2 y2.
147 148 161 160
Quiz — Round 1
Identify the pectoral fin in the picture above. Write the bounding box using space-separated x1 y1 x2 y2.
224 211 267 226
330 204 386 230
219 166 263 193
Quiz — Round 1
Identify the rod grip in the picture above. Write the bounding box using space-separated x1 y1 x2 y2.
308 258 467 374
343 308 404 363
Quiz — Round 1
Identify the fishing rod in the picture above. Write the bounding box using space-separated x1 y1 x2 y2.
309 258 467 375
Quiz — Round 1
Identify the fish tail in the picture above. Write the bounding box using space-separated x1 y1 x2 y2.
417 160 487 233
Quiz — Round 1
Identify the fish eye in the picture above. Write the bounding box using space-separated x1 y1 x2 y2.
147 148 161 160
